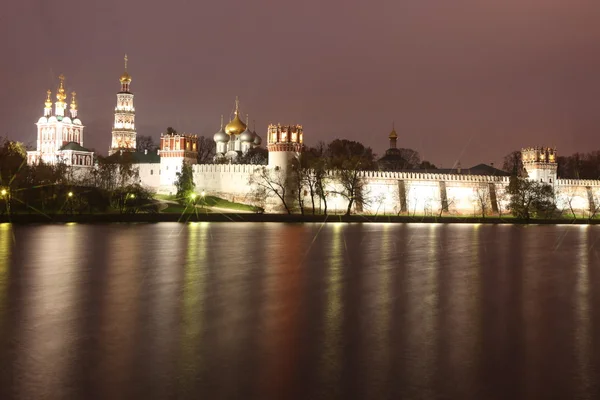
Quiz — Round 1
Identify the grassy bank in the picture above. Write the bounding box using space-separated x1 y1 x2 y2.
1 213 600 224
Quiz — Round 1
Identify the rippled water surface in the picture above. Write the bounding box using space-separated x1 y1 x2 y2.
0 222 600 399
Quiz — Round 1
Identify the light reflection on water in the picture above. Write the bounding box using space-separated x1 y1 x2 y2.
0 223 599 399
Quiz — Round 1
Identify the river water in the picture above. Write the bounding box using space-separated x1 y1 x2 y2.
0 222 599 399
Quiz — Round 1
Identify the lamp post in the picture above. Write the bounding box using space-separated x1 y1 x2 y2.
0 188 8 215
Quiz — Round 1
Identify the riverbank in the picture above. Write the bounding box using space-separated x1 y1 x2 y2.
1 213 600 224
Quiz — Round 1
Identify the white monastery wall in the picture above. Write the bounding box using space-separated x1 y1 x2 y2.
136 164 160 189
135 160 600 215
191 164 257 202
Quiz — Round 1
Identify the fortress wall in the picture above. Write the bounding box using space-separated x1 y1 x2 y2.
145 162 600 215
191 164 257 203
359 175 510 216
555 180 600 214
136 164 160 190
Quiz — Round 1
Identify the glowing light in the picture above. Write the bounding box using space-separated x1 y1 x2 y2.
129 194 135 199
201 191 206 197
67 192 73 197
190 193 197 200
0 189 6 196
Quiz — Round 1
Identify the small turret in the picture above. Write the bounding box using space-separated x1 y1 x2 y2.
389 122 398 149
44 90 52 117
70 92 78 118
55 74 67 117
267 123 303 169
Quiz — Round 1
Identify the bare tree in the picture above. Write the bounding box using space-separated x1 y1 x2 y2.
197 136 216 164
587 190 600 220
249 166 293 214
502 150 524 176
136 135 158 152
473 184 491 218
330 162 369 216
290 158 306 215
555 186 578 218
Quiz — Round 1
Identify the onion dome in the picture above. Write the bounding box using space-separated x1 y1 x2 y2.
120 71 132 84
48 116 58 123
44 90 52 109
253 133 262 146
62 116 72 124
56 75 67 102
73 118 82 125
225 113 246 136
389 127 398 139
120 54 132 83
239 114 255 142
213 115 230 142
70 92 77 111
224 97 247 135
240 127 254 143
38 116 48 124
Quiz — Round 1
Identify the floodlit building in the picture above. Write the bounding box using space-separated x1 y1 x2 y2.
26 74 94 167
109 55 137 155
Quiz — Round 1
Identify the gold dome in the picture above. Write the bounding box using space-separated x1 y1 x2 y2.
70 92 77 110
56 74 67 102
119 71 132 83
225 113 247 136
120 54 132 83
45 90 52 108
389 128 397 139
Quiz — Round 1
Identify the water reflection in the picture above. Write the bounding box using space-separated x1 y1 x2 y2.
15 225 83 399
0 224 10 325
575 226 591 398
178 222 207 395
317 223 344 398
405 224 439 398
0 223 598 399
96 226 143 398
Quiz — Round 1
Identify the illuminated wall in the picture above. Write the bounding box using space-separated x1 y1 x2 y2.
135 161 600 215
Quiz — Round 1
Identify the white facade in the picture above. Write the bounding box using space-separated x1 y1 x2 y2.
27 75 94 168
136 163 160 188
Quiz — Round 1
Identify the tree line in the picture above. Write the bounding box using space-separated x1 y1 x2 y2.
0 137 155 215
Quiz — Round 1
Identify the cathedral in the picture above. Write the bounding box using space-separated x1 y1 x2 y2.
27 75 94 167
213 97 262 162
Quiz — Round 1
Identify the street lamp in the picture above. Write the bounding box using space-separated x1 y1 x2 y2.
68 191 73 198
129 194 135 199
0 189 6 197
201 191 206 198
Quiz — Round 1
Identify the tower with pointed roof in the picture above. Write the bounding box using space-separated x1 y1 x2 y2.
109 55 137 155
389 122 398 149
27 75 94 167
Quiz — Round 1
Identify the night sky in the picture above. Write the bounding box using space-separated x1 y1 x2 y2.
3 0 600 168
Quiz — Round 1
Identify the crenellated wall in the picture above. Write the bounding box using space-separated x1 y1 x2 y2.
138 161 600 215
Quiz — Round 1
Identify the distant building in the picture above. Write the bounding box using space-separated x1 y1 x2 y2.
27 74 94 167
109 55 137 155
377 124 405 170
